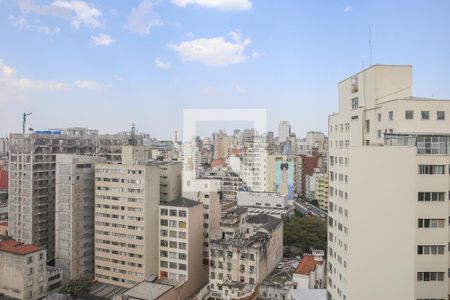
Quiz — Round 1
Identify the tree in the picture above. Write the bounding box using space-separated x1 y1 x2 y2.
60 277 90 298
283 213 327 254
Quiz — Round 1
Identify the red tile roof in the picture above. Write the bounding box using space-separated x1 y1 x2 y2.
231 149 241 156
211 159 226 168
0 239 43 255
294 255 316 276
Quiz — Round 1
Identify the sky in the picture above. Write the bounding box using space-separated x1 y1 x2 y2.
1 0 450 139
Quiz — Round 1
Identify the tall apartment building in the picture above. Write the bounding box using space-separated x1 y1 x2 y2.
328 64 450 300
242 140 267 192
278 121 291 143
213 132 232 160
159 198 208 296
221 171 243 201
314 173 328 211
55 154 105 283
0 239 47 300
8 128 141 261
94 163 159 288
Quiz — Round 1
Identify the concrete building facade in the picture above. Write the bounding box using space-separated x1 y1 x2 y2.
328 65 450 300
0 239 47 300
55 154 105 283
94 163 160 288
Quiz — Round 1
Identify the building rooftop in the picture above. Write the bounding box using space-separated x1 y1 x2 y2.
0 239 43 255
288 289 327 300
163 197 201 208
247 214 282 232
294 256 316 276
121 280 175 300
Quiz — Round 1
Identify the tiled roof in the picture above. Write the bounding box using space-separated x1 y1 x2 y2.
294 255 316 276
0 239 43 255
211 159 226 168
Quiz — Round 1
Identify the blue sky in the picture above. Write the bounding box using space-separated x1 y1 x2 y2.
1 0 450 139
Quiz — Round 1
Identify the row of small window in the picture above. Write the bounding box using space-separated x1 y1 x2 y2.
160 271 187 283
95 222 144 231
27 252 45 264
160 209 187 218
160 260 187 270
417 218 446 228
96 169 143 175
329 187 348 200
160 229 187 239
96 239 143 249
329 172 348 183
95 212 144 222
96 204 144 212
95 195 143 203
417 245 445 255
96 177 144 184
330 140 350 149
328 202 348 217
416 272 445 282
95 274 137 285
330 123 350 133
160 240 187 249
210 274 255 285
378 110 446 122
95 256 143 267
96 186 143 193
160 219 187 228
96 265 144 277
95 230 143 240
26 265 45 275
418 165 446 175
95 247 143 258
329 156 348 166
160 250 187 260
418 192 447 202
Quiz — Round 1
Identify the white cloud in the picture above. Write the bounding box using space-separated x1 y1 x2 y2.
9 15 61 34
155 57 171 69
231 82 246 93
1 60 16 76
74 80 109 90
17 0 103 29
201 86 224 97
344 5 353 13
171 0 252 11
169 31 251 66
127 0 162 36
113 74 123 81
91 33 115 46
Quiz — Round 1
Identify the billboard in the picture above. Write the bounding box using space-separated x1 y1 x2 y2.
275 161 294 199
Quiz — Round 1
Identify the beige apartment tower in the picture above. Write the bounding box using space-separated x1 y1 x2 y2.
94 163 160 288
328 65 450 300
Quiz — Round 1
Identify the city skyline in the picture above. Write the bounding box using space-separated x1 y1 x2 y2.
1 0 450 138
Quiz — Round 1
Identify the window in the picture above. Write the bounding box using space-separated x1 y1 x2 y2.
437 111 445 120
418 165 445 175
418 218 445 228
377 130 381 138
179 210 186 218
418 192 445 202
421 111 430 120
388 111 393 121
351 97 359 110
365 120 370 133
417 245 445 255
405 110 414 120
417 272 445 281
377 113 381 122
417 136 447 155
169 210 177 216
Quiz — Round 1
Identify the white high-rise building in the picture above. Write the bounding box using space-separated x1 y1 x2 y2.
328 64 450 300
278 121 291 143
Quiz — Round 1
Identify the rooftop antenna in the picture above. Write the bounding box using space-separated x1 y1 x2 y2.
22 112 32 134
369 26 373 66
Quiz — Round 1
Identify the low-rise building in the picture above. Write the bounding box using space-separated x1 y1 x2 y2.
208 208 283 300
221 171 243 201
293 250 325 290
0 239 48 300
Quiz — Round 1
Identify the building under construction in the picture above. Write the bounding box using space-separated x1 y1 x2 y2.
8 127 143 262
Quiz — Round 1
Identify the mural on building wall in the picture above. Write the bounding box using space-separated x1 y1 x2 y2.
275 161 294 199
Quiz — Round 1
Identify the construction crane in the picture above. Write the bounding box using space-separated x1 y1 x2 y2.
22 112 32 134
